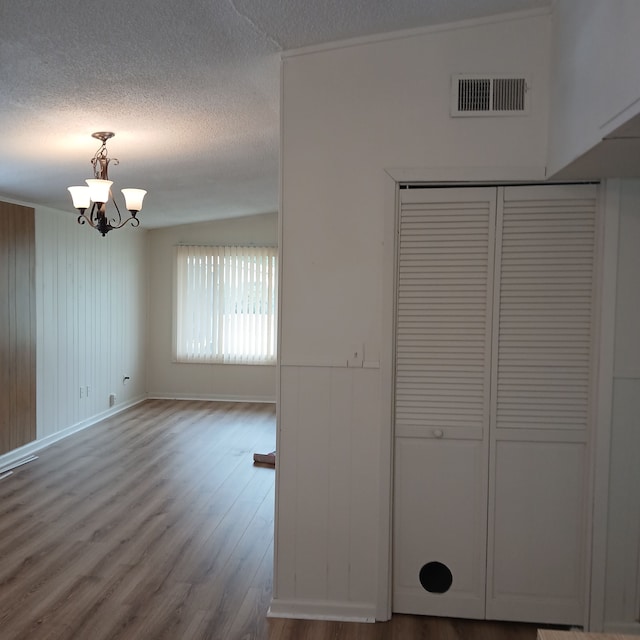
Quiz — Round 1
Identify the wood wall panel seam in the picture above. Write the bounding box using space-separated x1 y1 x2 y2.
0 201 36 455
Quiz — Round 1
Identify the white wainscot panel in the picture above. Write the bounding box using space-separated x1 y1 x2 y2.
393 437 487 619
604 378 640 631
488 440 586 625
274 365 381 621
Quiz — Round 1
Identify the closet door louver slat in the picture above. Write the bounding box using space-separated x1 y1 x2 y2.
396 192 496 438
494 187 597 433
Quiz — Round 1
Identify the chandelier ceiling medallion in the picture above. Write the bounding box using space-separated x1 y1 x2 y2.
68 132 147 237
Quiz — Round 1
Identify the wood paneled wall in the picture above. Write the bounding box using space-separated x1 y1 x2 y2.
0 201 36 454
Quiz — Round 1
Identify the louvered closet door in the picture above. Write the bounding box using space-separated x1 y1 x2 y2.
486 184 598 625
393 187 496 619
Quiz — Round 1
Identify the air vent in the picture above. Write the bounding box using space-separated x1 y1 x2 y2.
451 74 529 117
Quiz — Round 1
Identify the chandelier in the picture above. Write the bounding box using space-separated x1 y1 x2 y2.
68 132 147 237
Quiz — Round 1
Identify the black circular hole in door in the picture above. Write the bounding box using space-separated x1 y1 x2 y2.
419 561 453 593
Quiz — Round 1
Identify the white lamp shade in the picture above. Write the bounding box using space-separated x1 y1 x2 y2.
86 179 113 204
121 188 147 212
68 186 91 209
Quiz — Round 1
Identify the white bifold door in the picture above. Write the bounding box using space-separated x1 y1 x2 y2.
393 184 598 626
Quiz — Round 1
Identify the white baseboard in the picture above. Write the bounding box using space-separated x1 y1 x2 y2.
147 392 276 404
0 396 145 470
268 598 376 623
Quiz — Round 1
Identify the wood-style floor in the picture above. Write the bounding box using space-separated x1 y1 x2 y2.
0 399 543 639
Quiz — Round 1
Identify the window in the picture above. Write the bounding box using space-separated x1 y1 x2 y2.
175 245 277 364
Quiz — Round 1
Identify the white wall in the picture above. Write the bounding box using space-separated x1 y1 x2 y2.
0 202 277 467
546 3 640 627
275 11 551 620
146 212 278 402
280 11 550 367
547 0 640 175
603 179 640 633
0 201 148 467
36 206 148 437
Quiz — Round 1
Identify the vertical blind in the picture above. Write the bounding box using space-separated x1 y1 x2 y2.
175 245 278 364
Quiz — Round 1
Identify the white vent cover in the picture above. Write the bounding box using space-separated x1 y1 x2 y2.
451 74 530 117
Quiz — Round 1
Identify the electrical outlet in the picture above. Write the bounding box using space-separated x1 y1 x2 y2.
109 393 116 407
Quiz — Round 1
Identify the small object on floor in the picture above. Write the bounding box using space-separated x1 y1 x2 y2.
253 450 276 466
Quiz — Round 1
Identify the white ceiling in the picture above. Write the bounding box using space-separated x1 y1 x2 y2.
0 0 551 228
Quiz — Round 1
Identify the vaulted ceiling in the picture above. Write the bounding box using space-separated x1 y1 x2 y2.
0 0 550 227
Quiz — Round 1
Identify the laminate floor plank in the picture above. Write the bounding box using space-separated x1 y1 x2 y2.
0 538 89 627
8 573 106 640
266 616 542 640
0 400 546 639
225 542 274 640
0 401 275 639
190 494 275 639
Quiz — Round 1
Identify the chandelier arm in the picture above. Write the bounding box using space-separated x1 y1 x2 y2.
75 209 138 236
106 216 140 231
79 202 138 234
90 202 100 227
75 204 111 236
109 190 124 226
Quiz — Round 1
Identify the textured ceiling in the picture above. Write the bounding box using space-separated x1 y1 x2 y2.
0 0 550 228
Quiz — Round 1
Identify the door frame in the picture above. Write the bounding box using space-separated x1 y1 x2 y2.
378 170 613 630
